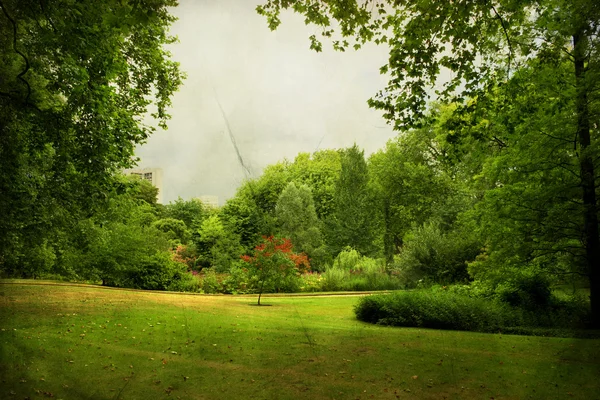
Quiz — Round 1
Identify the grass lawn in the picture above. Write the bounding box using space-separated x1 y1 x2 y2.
1 282 599 400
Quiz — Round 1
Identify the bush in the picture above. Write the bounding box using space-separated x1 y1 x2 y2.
126 251 188 290
221 265 254 294
355 288 592 335
333 247 361 270
321 266 349 291
201 270 223 294
299 272 324 292
391 222 480 286
355 290 522 332
168 272 202 293
495 273 552 310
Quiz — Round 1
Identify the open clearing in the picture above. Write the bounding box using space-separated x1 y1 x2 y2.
1 283 599 400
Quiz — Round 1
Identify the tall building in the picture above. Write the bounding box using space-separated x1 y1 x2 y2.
195 195 219 209
125 167 164 204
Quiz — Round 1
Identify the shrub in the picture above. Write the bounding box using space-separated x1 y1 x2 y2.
168 272 202 293
126 251 187 290
201 270 223 294
495 273 552 310
171 244 197 269
355 288 591 335
222 265 254 294
321 266 349 291
355 290 522 332
152 218 190 244
299 272 324 292
391 222 480 286
333 247 361 270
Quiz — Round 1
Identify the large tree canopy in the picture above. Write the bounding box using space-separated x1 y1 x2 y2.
0 0 183 271
257 0 599 128
257 0 600 325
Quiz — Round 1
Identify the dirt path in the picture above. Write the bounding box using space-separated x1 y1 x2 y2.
0 279 392 298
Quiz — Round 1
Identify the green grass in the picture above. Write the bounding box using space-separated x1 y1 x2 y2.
1 282 599 399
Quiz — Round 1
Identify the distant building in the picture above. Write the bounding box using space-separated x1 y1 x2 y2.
125 167 164 204
195 195 219 209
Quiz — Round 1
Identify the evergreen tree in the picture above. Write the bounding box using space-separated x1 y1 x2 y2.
275 182 326 268
327 145 377 257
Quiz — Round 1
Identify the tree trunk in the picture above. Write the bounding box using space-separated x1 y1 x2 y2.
573 30 600 327
257 279 265 306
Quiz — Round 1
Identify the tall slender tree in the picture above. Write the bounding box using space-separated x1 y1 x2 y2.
327 145 377 256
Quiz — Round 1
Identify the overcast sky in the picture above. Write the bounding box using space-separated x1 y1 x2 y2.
135 0 397 204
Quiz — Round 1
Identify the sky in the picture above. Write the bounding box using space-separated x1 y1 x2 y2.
134 0 397 205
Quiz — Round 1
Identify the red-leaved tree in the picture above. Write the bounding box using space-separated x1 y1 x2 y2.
241 236 310 305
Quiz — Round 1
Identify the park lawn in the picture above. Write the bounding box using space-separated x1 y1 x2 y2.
1 283 599 400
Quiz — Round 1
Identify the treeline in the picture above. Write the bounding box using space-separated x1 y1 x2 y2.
3 88 591 308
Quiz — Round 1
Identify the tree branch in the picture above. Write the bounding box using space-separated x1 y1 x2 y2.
490 3 513 78
0 0 32 105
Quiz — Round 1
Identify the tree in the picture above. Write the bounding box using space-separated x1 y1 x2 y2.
153 218 190 244
369 111 476 262
0 0 183 275
221 190 270 251
275 182 327 269
256 0 600 326
67 184 179 288
196 215 244 272
126 175 160 207
161 198 206 231
455 61 593 288
241 236 310 305
326 145 377 256
288 150 342 219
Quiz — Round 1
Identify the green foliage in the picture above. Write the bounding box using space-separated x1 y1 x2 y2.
326 145 377 256
332 247 361 270
125 251 188 291
222 265 254 294
495 273 553 311
355 286 592 334
321 251 401 292
153 218 190 245
19 240 57 279
275 182 327 269
288 150 342 219
320 267 349 292
126 175 160 206
0 0 183 277
195 215 244 272
391 222 481 286
201 270 223 294
167 272 202 293
161 198 206 231
241 236 306 304
355 291 524 333
220 192 267 251
368 120 474 262
257 0 600 326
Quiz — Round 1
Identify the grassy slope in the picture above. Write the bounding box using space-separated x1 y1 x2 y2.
1 283 599 400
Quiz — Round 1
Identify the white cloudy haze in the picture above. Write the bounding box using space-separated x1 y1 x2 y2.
135 0 397 204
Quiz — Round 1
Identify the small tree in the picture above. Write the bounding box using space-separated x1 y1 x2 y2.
241 236 310 305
